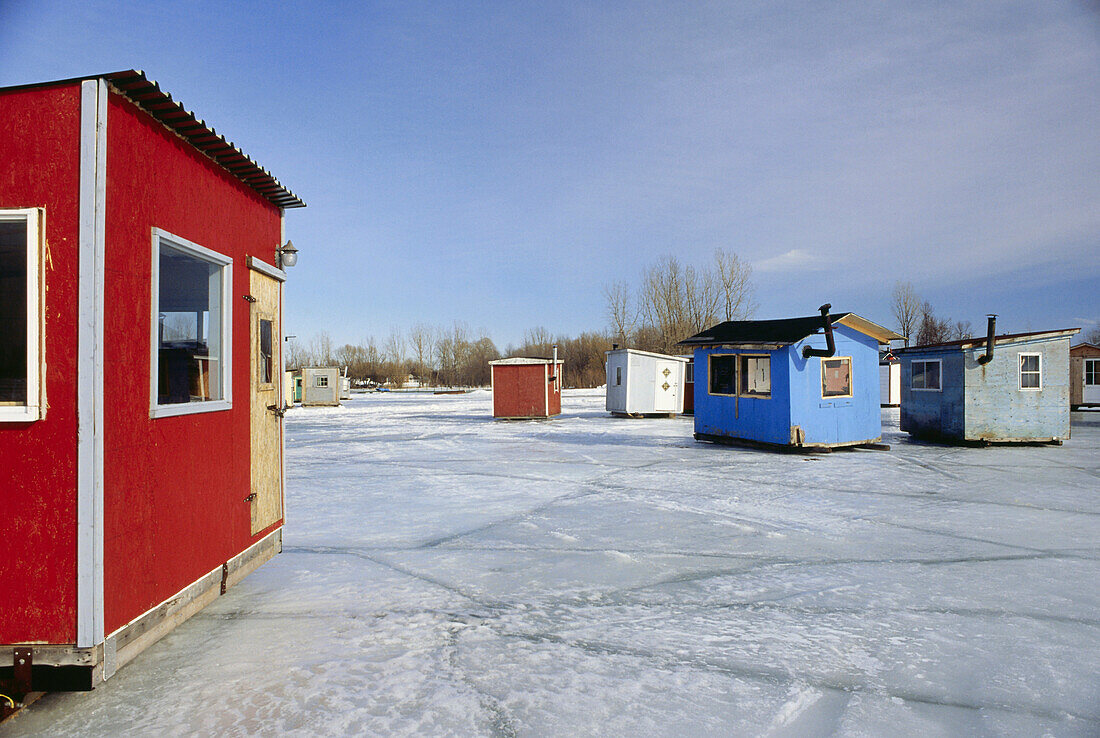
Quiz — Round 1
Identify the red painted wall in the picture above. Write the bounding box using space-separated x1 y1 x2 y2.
492 362 562 418
101 91 284 634
0 84 82 644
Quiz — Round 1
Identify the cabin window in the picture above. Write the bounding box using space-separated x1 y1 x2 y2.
821 357 852 397
0 209 43 422
1086 359 1100 386
316 375 329 388
616 366 621 386
684 361 693 383
740 355 771 396
259 318 274 385
911 359 941 391
151 229 232 418
708 354 737 395
1019 353 1042 390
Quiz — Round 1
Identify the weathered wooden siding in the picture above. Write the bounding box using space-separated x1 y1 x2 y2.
962 337 1070 441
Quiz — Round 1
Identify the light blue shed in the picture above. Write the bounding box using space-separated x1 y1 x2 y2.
896 322 1077 444
680 306 901 451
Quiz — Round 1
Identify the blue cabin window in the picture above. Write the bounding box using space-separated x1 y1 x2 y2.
740 355 771 396
1019 353 1042 390
911 359 941 391
822 357 852 397
709 355 737 395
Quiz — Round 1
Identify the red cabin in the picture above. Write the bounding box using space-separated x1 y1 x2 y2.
489 358 563 418
0 71 304 692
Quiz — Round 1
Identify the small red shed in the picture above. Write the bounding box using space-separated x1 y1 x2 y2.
490 357 564 418
0 71 304 692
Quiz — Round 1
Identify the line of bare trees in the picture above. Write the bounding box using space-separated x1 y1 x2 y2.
890 281 974 347
605 250 756 354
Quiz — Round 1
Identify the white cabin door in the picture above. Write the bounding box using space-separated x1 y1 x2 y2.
653 359 680 413
249 268 283 534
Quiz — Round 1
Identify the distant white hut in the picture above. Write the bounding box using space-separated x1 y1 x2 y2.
338 368 352 400
301 367 340 406
605 348 689 417
880 350 900 407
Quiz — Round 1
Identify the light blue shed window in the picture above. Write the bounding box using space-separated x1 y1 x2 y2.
1019 354 1041 390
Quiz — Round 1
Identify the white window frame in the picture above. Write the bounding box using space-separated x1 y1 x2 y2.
1086 358 1100 386
821 356 853 399
316 375 328 388
1019 352 1042 391
0 208 44 422
911 359 942 392
150 228 233 418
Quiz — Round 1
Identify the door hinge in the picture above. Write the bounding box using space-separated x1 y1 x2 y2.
245 493 257 502
243 294 258 303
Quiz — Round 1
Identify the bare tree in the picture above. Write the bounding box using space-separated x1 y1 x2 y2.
714 249 756 321
915 301 953 346
603 281 638 345
309 331 334 366
952 320 973 341
1087 326 1100 345
407 323 435 382
890 281 921 347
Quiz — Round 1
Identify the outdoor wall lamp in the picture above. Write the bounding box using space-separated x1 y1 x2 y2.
276 240 299 269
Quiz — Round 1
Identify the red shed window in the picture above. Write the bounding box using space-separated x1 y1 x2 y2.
0 209 43 422
151 229 233 417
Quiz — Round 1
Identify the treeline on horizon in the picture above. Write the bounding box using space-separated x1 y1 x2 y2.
286 251 757 388
286 252 1071 388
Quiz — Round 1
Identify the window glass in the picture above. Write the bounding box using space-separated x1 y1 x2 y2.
709 355 736 395
156 239 226 406
316 375 328 387
684 361 693 383
616 366 621 386
1020 354 1041 389
259 319 273 384
1086 359 1100 386
0 220 28 405
912 360 941 390
740 356 771 396
822 357 852 397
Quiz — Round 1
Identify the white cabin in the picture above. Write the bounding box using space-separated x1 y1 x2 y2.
301 367 340 406
605 348 688 416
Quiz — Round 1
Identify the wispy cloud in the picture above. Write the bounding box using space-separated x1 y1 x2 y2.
754 248 830 273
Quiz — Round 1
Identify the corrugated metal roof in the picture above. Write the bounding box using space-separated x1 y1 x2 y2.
895 328 1079 353
0 70 305 209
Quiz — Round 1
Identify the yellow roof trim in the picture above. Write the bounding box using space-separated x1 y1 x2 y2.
835 314 903 344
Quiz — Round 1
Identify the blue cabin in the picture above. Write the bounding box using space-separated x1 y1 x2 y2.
896 320 1077 444
680 306 901 451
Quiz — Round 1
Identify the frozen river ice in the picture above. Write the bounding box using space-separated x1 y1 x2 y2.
10 390 1100 736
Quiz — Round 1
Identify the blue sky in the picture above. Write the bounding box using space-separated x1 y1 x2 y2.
2 1 1097 348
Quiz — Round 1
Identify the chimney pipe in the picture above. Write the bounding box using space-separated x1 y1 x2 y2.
612 343 619 351
977 314 997 365
802 304 837 359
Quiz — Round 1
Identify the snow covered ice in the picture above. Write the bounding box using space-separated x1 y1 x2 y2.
10 390 1100 736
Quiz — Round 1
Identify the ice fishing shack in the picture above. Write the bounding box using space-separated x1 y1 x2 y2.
896 317 1077 443
679 305 902 451
300 366 341 406
605 348 688 417
490 355 563 418
1070 343 1100 410
0 70 304 692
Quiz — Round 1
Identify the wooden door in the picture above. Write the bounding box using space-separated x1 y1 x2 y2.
249 268 283 533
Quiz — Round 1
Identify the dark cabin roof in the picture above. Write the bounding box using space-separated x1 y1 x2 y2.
0 70 305 209
679 313 900 347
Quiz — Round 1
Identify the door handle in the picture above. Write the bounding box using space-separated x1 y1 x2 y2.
267 404 286 417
